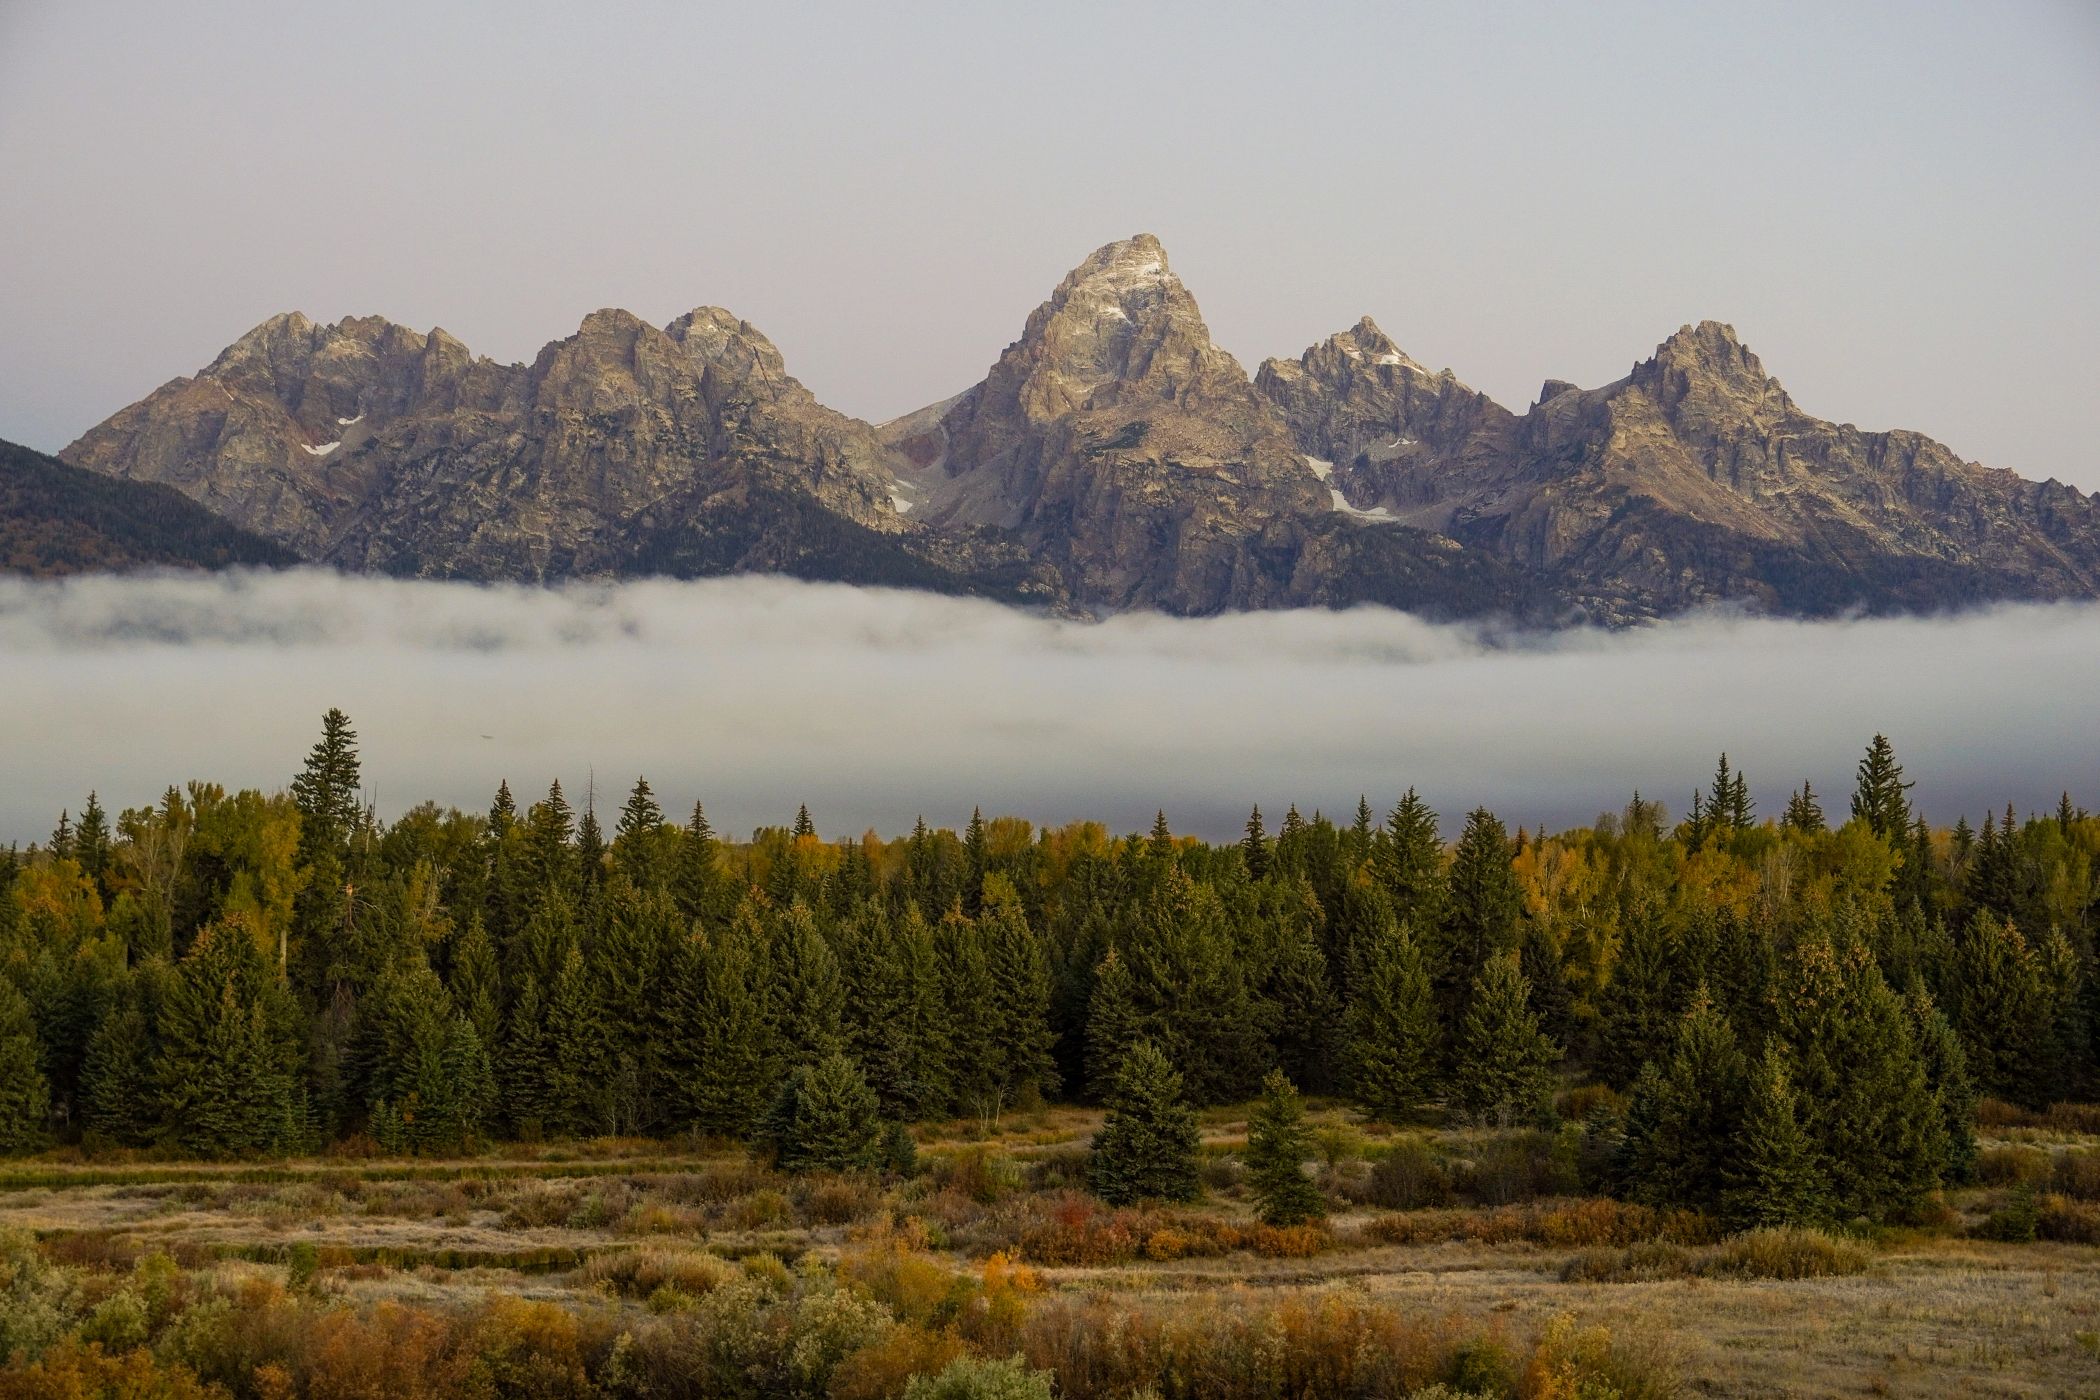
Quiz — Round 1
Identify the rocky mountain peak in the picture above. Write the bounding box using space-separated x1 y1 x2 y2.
665 306 791 389
1640 320 1791 412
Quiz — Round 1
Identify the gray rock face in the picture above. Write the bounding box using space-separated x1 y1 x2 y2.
58 239 2100 624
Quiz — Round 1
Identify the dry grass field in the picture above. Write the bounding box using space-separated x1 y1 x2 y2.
5 1104 2100 1397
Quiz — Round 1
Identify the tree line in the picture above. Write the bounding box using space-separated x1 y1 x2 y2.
2 713 2096 1226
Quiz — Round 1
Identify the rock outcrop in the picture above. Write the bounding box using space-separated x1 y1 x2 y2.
55 236 2100 624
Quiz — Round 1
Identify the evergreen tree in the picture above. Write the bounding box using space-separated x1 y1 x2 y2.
765 1052 883 1172
1773 932 1946 1220
499 972 552 1139
0 979 50 1153
1906 978 1979 1184
1618 987 1748 1214
1441 808 1521 1009
575 801 606 899
1349 796 1375 867
672 907 775 1136
982 878 1058 1106
74 791 111 895
290 708 362 857
1240 806 1269 881
1781 782 1826 834
1244 1069 1323 1226
963 807 990 910
1596 896 1675 1089
1089 1040 1200 1204
771 902 846 1070
1450 952 1558 1124
154 924 306 1158
544 944 612 1138
1938 910 2043 1103
48 809 73 861
1148 810 1174 861
792 804 817 840
612 776 668 890
1084 946 1140 1102
1374 789 1445 932
1851 734 1913 840
82 992 156 1147
1343 916 1436 1121
1721 1047 1828 1229
447 915 502 1052
674 802 721 922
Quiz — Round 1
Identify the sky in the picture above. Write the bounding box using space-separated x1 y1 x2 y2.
1 571 2095 845
2 0 2097 488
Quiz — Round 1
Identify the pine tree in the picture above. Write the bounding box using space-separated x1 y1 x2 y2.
1618 987 1748 1213
1245 1069 1323 1226
82 995 156 1147
982 878 1058 1106
1343 917 1437 1121
1906 978 1979 1184
674 802 721 922
671 906 776 1136
544 944 613 1138
1450 952 1559 1124
765 1052 883 1172
499 971 552 1139
1722 1047 1828 1229
963 807 990 910
524 781 577 903
936 906 1001 1118
1596 895 1676 1089
576 801 607 899
1442 809 1521 1009
0 979 50 1154
1084 946 1141 1102
447 915 502 1052
74 791 111 895
1850 734 1913 840
1781 782 1826 834
1349 796 1375 867
290 708 362 856
1148 810 1174 861
154 924 306 1158
1240 806 1269 880
612 776 668 890
1089 1040 1200 1204
48 810 73 861
1374 789 1445 931
1774 932 1946 1221
792 804 816 841
771 902 845 1071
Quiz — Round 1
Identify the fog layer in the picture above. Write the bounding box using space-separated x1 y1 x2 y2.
1 571 2094 843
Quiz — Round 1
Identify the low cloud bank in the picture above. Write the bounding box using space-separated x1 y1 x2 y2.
1 570 2094 843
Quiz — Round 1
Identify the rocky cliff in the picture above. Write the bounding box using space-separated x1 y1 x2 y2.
54 235 2100 624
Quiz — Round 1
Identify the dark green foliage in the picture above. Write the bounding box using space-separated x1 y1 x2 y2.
671 907 775 1137
1906 979 1978 1183
1343 912 1437 1121
1850 734 1913 840
1596 896 1675 1090
1450 952 1558 1124
1245 1069 1323 1226
1619 988 1748 1214
765 1052 883 1172
1773 933 1946 1221
1441 808 1521 1008
0 436 297 575
1089 1040 1201 1204
0 979 50 1153
1083 946 1140 1102
1372 791 1444 922
982 879 1058 1106
1722 1047 1829 1229
1240 806 1269 880
1781 782 1826 834
153 925 306 1158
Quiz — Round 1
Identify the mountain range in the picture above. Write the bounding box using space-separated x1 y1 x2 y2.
26 233 2100 624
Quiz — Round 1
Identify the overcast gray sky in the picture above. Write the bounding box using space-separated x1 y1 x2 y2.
2 1 2097 487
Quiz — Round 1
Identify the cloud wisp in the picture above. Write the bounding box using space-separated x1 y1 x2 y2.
1 570 2094 843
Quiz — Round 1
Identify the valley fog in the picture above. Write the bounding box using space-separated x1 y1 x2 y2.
0 569 2093 843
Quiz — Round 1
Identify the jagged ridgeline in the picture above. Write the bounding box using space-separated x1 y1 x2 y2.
6 710 2096 1239
39 235 2100 622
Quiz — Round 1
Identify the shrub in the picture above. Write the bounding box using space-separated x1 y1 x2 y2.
1976 1185 2041 1243
1362 1138 1452 1210
2037 1193 2100 1244
1559 1241 1694 1284
903 1353 1056 1400
1701 1227 1871 1280
2053 1151 2100 1201
1977 1146 2053 1188
581 1247 737 1299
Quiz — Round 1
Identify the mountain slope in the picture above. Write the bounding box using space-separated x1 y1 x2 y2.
1261 317 2100 623
62 309 1057 603
0 437 296 576
883 235 1542 618
55 236 2100 624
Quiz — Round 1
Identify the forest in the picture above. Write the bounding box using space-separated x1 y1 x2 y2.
3 713 2099 1397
